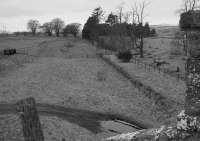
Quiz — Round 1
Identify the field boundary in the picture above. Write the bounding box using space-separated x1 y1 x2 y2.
130 57 185 81
97 53 183 115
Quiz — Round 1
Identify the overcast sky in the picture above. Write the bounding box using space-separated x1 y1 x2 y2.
0 0 183 32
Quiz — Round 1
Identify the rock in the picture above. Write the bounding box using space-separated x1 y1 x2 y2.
102 110 200 141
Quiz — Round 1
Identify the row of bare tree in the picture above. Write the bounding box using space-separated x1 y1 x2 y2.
27 18 81 37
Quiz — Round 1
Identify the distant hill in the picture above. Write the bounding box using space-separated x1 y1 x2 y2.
150 25 180 37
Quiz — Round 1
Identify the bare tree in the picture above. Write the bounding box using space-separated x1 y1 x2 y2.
51 18 65 37
133 1 149 58
123 11 131 23
179 0 200 13
134 1 149 25
131 7 137 24
176 0 200 56
27 19 40 36
63 23 81 37
42 22 54 36
116 2 125 24
92 6 105 24
128 7 138 49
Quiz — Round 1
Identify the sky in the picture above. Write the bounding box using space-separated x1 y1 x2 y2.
0 0 183 32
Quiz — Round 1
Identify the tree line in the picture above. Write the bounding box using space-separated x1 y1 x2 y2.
82 2 156 58
15 18 81 37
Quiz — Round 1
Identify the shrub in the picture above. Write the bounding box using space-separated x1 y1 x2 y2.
3 49 16 55
117 50 132 62
64 42 74 48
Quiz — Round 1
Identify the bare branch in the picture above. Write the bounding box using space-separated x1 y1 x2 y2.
116 2 125 24
178 0 200 13
123 11 131 23
133 0 149 24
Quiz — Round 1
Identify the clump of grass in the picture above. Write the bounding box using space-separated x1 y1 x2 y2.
117 50 132 62
64 42 74 48
96 70 107 82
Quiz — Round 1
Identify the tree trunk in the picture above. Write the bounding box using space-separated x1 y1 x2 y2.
56 31 60 37
48 31 52 37
140 37 144 58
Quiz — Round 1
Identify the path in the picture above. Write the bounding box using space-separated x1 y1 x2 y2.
0 103 144 133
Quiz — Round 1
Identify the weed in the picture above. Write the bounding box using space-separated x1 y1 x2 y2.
96 70 107 82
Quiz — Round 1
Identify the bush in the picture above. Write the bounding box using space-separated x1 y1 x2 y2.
3 49 16 55
117 51 132 62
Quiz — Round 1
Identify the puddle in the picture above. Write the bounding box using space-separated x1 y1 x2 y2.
101 120 138 134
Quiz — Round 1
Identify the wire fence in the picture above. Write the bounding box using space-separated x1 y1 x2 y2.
130 57 185 82
98 54 183 109
96 46 186 82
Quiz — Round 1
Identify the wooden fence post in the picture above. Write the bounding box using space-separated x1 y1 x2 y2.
16 97 45 141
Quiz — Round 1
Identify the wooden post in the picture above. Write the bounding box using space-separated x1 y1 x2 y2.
16 97 45 141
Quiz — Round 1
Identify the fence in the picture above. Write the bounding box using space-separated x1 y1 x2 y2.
98 54 183 114
131 57 185 81
96 44 185 82
96 36 186 82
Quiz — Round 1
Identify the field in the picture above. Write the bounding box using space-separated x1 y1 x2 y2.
0 25 187 140
143 37 186 76
100 25 186 77
0 36 179 141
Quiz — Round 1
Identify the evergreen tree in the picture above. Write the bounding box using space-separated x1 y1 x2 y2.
92 7 104 24
82 16 98 40
106 12 118 26
82 7 104 41
144 22 151 36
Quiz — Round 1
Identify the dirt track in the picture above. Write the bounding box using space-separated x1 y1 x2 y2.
0 103 144 133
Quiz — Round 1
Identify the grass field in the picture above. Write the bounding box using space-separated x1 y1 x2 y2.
143 37 186 75
0 25 187 140
100 25 186 78
0 36 174 141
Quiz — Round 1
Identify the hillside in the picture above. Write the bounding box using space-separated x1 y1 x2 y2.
151 25 180 37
